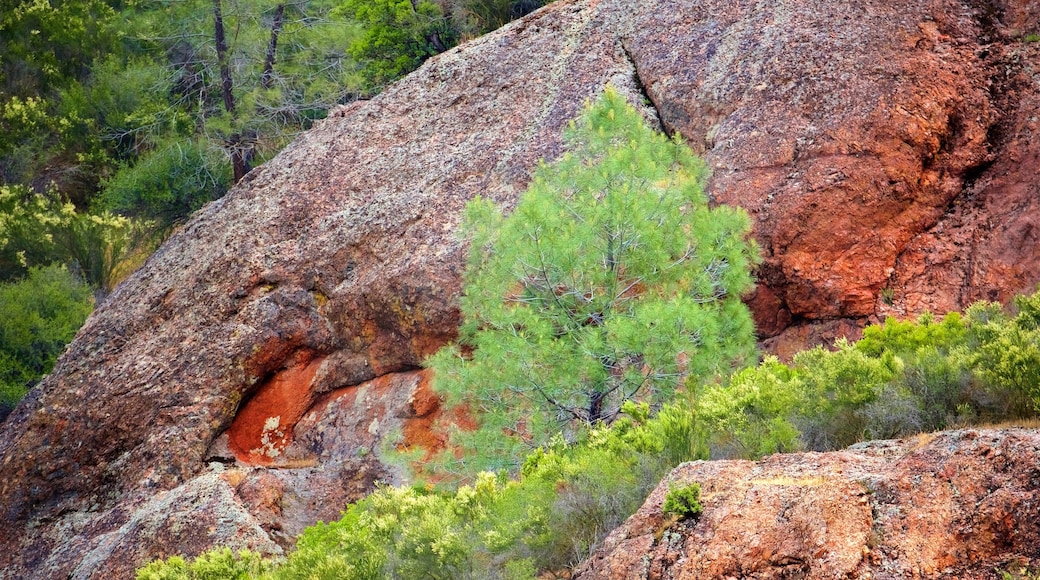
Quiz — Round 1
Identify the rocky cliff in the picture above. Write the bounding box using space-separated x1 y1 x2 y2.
576 428 1040 579
0 0 1038 576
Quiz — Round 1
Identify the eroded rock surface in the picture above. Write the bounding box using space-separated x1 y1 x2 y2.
0 0 1038 576
577 429 1040 579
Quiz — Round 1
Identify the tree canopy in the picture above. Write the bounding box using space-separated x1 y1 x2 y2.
426 88 760 476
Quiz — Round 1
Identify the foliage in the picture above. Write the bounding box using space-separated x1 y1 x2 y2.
698 356 802 458
98 138 231 229
0 0 119 99
135 548 270 580
662 482 702 519
791 340 903 449
699 294 1040 456
337 0 460 89
427 87 759 477
966 293 1040 414
0 185 140 289
337 0 548 90
448 0 545 37
0 264 94 416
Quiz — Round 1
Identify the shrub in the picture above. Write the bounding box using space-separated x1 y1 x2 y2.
663 482 702 519
135 548 269 580
0 264 93 417
98 138 230 231
0 184 140 290
698 356 802 458
966 293 1040 415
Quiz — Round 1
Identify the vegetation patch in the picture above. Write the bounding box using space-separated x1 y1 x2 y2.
425 87 758 479
135 88 1040 579
663 482 703 519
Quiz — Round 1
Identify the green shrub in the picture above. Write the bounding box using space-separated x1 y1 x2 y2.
698 357 802 458
0 264 93 416
336 0 461 90
0 185 140 289
663 482 702 519
966 293 1040 416
98 138 230 230
135 548 270 580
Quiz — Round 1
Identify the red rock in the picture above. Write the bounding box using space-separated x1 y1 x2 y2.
0 0 1038 576
226 353 325 465
576 429 1040 579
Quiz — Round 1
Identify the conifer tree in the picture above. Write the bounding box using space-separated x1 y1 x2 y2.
427 87 760 475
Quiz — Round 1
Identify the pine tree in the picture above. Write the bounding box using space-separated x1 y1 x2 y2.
426 87 760 475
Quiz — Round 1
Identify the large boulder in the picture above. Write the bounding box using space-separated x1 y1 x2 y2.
0 0 1038 576
576 428 1040 578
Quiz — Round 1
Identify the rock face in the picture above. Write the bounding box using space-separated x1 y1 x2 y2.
576 428 1040 579
0 0 1038 576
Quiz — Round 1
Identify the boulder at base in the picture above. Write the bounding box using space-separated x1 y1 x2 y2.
577 429 1040 579
0 0 1038 577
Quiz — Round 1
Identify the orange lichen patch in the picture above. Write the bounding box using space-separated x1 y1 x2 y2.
410 332 453 361
400 371 447 458
398 370 478 462
409 372 441 417
227 353 326 465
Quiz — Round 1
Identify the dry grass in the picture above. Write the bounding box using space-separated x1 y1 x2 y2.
971 417 1040 430
750 475 828 487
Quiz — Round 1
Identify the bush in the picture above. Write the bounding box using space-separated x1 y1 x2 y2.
135 548 270 580
663 482 702 519
0 184 139 290
966 293 1040 415
0 264 93 417
98 138 230 230
698 356 802 458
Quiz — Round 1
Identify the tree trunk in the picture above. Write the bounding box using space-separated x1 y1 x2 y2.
212 0 235 116
260 4 285 90
587 389 605 424
427 31 447 54
213 0 251 183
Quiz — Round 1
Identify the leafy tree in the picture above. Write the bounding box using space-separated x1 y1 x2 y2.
336 0 460 89
426 88 760 475
0 264 94 419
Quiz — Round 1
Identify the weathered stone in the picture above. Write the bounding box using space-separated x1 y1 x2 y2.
0 0 1038 576
576 429 1040 579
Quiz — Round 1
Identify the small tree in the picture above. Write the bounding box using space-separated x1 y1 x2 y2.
426 87 760 475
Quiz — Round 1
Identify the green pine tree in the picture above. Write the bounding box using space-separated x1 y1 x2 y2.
426 87 760 476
